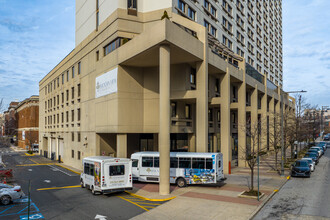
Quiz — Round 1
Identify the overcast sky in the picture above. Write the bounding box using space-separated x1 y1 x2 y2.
0 0 329 110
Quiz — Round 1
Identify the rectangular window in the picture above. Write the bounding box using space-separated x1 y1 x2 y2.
142 157 153 167
66 90 69 101
188 7 195 20
45 117 47 125
71 87 74 99
78 108 81 121
62 73 64 84
72 66 75 78
72 150 74 158
208 109 213 121
170 157 178 168
192 158 205 169
178 0 185 12
78 84 81 97
78 62 81 75
67 70 69 81
190 68 196 89
96 50 99 61
71 110 74 122
57 95 59 105
104 38 123 56
154 157 159 168
61 113 64 123
96 11 99 28
72 132 74 141
62 92 64 103
211 26 217 37
179 157 191 168
78 132 81 142
66 111 69 122
78 151 81 160
128 0 137 9
57 114 59 124
110 165 125 176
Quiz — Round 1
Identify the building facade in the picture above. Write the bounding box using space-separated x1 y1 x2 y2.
3 102 19 141
16 96 39 149
39 0 293 180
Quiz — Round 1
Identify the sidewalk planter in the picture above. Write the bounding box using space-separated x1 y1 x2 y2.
238 191 265 200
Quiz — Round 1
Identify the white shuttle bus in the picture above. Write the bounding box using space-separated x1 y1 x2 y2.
131 152 224 187
80 156 133 195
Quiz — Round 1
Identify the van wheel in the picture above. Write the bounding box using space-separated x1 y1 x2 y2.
91 186 96 195
80 179 85 188
176 178 187 188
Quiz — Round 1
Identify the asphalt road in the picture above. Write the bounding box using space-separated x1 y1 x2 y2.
0 146 164 220
254 147 330 220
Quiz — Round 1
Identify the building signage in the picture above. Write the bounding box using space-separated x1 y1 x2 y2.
95 67 118 98
22 130 25 140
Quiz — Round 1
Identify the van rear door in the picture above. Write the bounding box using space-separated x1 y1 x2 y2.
105 160 132 189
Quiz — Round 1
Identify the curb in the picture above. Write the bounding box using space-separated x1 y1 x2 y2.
248 176 290 220
56 164 81 175
125 191 176 202
24 153 35 156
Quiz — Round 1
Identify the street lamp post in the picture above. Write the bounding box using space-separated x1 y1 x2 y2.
280 90 306 177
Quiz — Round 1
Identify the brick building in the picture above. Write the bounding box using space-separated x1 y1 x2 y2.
16 96 39 149
4 102 19 141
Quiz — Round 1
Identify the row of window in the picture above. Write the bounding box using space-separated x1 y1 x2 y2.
45 84 81 110
138 157 214 169
45 109 80 125
45 62 81 95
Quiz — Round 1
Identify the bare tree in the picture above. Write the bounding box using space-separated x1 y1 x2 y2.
268 112 282 171
239 116 266 193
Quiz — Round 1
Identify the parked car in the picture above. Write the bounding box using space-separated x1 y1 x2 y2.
326 142 330 148
311 146 324 156
0 184 24 205
291 160 311 178
304 152 319 165
308 148 322 157
317 142 326 151
301 158 315 172
324 136 329 141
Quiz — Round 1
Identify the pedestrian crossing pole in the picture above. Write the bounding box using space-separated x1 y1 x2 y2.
28 180 31 220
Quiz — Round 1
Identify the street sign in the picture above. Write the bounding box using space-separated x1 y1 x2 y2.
20 213 44 220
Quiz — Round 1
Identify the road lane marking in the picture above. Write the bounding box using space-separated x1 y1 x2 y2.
37 185 80 191
16 163 56 167
56 164 81 175
29 159 39 164
135 202 161 206
116 196 149 212
48 165 76 176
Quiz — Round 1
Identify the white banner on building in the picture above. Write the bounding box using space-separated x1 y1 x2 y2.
22 130 25 140
95 67 118 98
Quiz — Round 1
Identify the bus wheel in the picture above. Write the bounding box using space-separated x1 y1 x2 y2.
176 178 187 188
80 179 85 188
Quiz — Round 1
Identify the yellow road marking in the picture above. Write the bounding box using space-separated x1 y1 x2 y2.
29 158 39 164
141 205 157 209
135 202 161 206
56 164 81 175
125 191 176 201
37 185 80 191
117 196 149 211
17 163 56 167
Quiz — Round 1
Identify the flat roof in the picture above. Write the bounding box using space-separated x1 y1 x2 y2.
131 151 222 157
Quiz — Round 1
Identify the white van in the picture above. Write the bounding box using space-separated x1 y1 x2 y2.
80 156 133 195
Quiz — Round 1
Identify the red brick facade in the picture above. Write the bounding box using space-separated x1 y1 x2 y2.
16 96 39 149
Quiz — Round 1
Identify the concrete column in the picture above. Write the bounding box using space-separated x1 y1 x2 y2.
269 96 275 147
95 134 101 156
237 81 246 167
220 68 232 174
159 44 170 195
48 137 52 158
251 85 258 128
56 137 59 160
188 134 196 152
260 92 268 150
213 134 218 153
196 63 208 152
116 134 127 158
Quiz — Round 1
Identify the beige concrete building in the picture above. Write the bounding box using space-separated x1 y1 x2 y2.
39 0 293 194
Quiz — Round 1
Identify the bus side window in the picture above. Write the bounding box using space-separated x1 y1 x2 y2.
192 158 205 169
206 158 213 169
170 157 178 168
142 157 153 167
90 164 94 176
179 157 191 168
154 157 159 168
132 159 138 167
84 163 90 174
218 160 221 168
